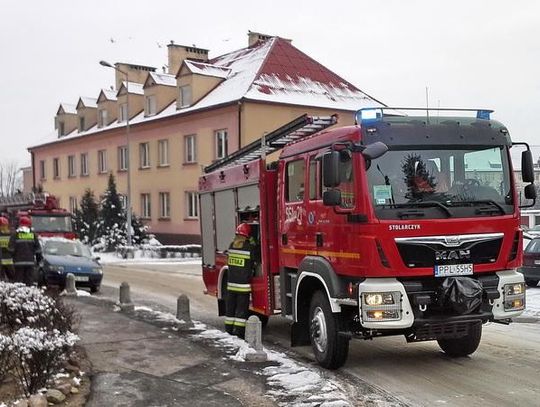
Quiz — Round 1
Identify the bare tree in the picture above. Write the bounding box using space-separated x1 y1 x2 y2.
0 161 23 197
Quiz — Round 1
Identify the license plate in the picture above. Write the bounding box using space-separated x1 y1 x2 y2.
434 264 473 277
74 276 89 282
535 260 540 265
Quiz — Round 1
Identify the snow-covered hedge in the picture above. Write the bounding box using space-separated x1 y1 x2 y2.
116 244 201 259
0 282 79 396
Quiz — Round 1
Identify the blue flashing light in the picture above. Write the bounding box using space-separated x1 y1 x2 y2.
476 110 491 120
355 108 383 125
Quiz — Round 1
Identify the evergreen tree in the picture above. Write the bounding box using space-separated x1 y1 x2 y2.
97 174 127 251
73 189 99 244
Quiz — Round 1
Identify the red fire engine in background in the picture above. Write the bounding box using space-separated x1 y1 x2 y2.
0 193 76 239
199 109 536 369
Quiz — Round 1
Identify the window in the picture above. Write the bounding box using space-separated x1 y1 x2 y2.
68 155 76 178
119 103 128 122
158 139 169 166
140 193 151 218
58 122 65 137
53 158 60 179
69 197 78 213
98 109 108 127
184 135 196 163
145 95 157 116
215 129 228 159
159 192 170 218
179 85 192 107
309 158 321 200
186 192 199 218
98 150 108 173
79 116 85 132
39 160 46 180
119 194 127 209
118 146 128 171
80 153 89 176
286 160 305 202
139 142 150 168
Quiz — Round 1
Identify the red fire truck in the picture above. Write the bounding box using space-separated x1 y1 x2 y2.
0 193 76 239
199 109 536 369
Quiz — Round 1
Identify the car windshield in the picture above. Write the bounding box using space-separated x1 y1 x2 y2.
525 239 540 253
43 240 91 258
366 146 513 216
531 225 540 232
31 215 72 232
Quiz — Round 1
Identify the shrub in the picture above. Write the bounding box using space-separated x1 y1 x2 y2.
0 334 12 384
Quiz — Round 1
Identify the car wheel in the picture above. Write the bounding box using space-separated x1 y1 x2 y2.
309 290 349 369
525 279 539 287
437 322 482 357
90 285 100 294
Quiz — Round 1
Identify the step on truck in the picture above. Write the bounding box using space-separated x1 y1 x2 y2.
199 108 536 369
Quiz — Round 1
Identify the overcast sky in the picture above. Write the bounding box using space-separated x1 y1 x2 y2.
1 0 539 167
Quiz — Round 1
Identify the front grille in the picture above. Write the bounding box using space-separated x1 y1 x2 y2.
397 237 503 268
408 321 479 342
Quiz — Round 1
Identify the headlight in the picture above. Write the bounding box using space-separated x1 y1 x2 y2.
503 282 525 311
361 291 402 322
49 265 65 273
505 283 524 296
364 292 395 306
92 267 103 274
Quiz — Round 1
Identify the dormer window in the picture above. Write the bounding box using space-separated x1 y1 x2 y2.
98 109 108 127
79 116 85 132
119 103 128 122
179 85 192 108
58 121 65 137
145 96 157 116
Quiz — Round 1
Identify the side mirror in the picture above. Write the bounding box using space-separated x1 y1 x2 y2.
362 141 388 160
522 150 535 183
323 151 341 188
323 189 342 206
524 183 537 200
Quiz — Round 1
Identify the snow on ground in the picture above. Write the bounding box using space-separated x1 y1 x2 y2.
96 251 201 266
523 287 540 318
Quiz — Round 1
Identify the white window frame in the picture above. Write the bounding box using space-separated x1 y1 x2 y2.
39 160 46 180
141 193 151 218
119 103 128 122
98 109 108 127
186 191 199 219
118 146 128 171
139 142 150 168
69 197 78 213
68 155 76 177
145 95 157 116
215 129 228 159
159 192 170 218
98 150 108 173
179 85 192 108
80 153 89 176
53 158 60 179
158 139 169 166
184 134 196 163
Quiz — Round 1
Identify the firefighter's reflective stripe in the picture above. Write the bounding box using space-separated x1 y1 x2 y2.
227 249 251 267
228 257 245 267
1 259 13 265
233 318 246 327
224 317 235 326
0 236 9 248
227 282 251 293
13 261 35 266
17 232 35 240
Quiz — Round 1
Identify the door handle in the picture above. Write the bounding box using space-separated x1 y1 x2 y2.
316 233 323 247
282 234 288 245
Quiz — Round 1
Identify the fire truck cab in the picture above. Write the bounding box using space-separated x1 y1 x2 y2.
199 109 536 369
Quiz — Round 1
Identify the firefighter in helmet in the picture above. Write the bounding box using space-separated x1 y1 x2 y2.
8 216 40 286
225 222 258 339
0 216 14 281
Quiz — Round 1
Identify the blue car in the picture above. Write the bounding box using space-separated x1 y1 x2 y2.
39 238 103 293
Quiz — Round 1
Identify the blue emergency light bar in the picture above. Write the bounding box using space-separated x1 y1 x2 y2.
355 107 494 125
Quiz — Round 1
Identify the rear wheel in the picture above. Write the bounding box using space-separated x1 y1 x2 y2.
525 279 539 287
437 323 482 357
309 290 349 369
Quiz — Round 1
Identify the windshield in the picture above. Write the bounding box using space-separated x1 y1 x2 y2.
43 240 91 257
31 215 72 232
367 146 513 218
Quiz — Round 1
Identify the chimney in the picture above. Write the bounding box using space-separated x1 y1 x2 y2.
113 63 156 90
167 41 209 76
248 31 273 47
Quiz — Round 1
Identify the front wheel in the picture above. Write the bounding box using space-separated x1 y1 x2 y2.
525 279 539 287
437 323 482 357
309 290 349 369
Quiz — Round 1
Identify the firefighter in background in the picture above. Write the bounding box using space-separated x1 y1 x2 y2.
225 222 259 339
0 216 14 281
8 216 40 286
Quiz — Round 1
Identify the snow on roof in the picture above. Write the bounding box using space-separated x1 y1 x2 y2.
148 72 176 87
100 88 117 101
77 97 98 109
183 60 231 79
118 81 144 96
58 103 77 115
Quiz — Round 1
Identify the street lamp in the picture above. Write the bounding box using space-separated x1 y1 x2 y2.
99 60 133 247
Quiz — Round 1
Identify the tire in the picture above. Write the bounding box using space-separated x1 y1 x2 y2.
437 323 482 357
90 285 100 294
309 290 349 369
525 279 539 288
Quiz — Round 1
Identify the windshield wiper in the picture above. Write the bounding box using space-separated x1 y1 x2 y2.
386 200 453 218
448 200 506 215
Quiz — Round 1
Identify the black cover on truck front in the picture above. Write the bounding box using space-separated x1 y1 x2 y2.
438 277 483 315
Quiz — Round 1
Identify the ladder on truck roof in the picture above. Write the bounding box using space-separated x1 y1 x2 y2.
204 114 338 173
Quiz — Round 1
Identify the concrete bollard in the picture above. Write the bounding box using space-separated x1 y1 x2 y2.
245 315 267 362
64 273 77 296
119 282 134 312
176 294 191 323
